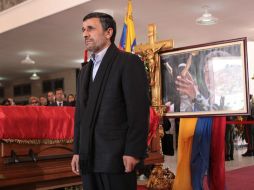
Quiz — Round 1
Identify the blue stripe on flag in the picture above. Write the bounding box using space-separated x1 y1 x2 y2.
119 24 127 50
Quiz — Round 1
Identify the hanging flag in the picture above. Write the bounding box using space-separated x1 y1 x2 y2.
119 0 137 52
84 50 88 62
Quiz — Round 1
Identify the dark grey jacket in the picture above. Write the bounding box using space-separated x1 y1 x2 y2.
74 44 150 173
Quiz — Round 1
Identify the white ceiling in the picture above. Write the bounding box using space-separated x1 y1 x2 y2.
0 0 254 82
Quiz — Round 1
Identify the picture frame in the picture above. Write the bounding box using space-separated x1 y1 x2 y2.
159 38 249 117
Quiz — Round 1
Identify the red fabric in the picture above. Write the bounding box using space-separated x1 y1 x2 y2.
137 185 147 190
84 50 88 62
209 116 226 190
0 106 75 139
147 107 160 146
225 166 254 190
226 120 254 124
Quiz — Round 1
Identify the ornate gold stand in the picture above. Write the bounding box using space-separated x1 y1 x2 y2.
135 24 174 154
135 24 175 190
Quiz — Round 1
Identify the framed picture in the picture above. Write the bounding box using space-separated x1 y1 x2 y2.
159 38 249 117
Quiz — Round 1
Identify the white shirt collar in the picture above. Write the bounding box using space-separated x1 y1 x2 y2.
90 46 109 64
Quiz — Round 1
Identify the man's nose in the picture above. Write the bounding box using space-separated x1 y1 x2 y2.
83 31 89 38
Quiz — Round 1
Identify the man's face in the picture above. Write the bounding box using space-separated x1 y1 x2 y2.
30 97 39 106
82 18 112 54
40 97 47 106
68 95 75 102
55 90 64 101
47 92 55 102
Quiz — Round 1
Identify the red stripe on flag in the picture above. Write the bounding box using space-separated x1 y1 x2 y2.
84 50 88 62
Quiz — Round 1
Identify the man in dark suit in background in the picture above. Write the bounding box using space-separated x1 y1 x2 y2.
47 91 55 106
71 12 150 190
242 94 254 157
49 88 68 106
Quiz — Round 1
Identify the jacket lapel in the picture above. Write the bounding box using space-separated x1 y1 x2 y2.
81 44 119 166
86 44 118 127
80 60 93 107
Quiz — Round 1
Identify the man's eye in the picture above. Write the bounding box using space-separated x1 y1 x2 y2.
82 26 95 33
88 26 95 30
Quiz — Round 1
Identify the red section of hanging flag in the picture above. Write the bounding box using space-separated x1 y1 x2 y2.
84 50 88 62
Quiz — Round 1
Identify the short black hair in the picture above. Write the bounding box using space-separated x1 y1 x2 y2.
55 88 64 93
83 12 116 43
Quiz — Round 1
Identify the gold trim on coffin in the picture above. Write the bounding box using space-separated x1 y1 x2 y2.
1 139 73 144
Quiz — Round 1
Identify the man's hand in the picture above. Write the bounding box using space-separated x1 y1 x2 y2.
123 155 139 173
71 154 80 175
175 72 197 100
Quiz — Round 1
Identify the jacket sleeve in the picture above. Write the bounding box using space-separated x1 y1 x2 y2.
122 54 150 159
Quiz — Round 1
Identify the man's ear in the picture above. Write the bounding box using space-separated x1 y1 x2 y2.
105 28 113 39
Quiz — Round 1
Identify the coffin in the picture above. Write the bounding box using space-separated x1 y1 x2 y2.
0 106 80 190
0 106 162 189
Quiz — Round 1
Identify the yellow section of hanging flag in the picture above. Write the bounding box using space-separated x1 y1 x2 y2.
119 0 136 52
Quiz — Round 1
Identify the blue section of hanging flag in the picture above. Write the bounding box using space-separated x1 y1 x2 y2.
119 24 127 50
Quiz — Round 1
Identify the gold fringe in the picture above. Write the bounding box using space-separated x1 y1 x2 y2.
1 139 73 144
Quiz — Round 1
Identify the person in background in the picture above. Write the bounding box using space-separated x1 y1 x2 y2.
225 116 235 161
47 91 55 106
64 93 67 102
242 94 254 157
162 102 175 169
71 12 149 190
67 94 76 107
7 98 15 105
28 96 40 106
161 117 174 156
1 99 11 106
49 88 68 106
39 96 48 106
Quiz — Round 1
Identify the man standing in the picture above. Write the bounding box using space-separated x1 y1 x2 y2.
242 95 254 157
71 12 150 190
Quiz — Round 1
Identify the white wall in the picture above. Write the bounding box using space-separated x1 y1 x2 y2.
0 0 90 33
248 41 254 95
